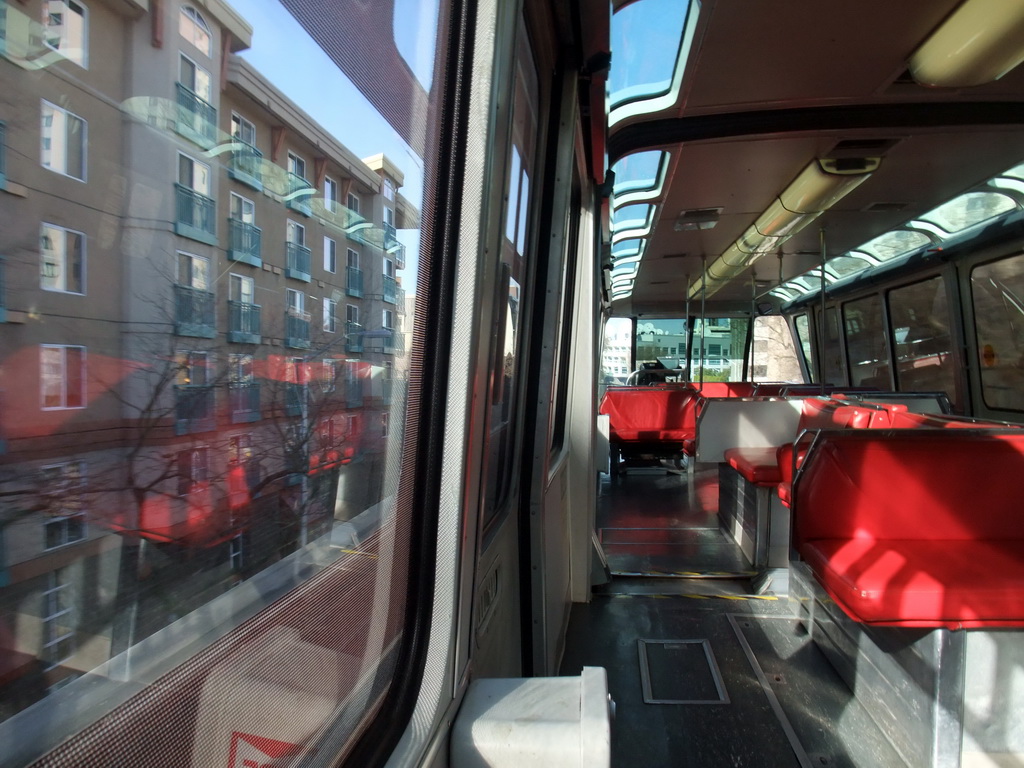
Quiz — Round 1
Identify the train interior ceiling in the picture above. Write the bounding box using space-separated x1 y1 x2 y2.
3 0 1024 767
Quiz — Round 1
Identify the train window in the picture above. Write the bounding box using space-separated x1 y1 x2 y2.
817 307 846 384
602 317 633 385
843 295 892 388
971 253 1024 411
484 24 539 527
636 318 687 373
691 317 749 381
748 316 803 382
610 151 668 205
0 0 450 764
887 277 957 407
793 314 817 382
858 230 931 262
608 0 700 126
917 191 1016 235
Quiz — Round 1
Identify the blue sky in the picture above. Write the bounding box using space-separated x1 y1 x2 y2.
231 0 441 285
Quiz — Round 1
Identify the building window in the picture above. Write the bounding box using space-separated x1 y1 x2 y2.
41 571 75 670
178 251 211 291
287 288 305 314
179 53 212 102
347 192 360 215
230 273 254 304
177 447 209 496
41 101 86 181
179 6 212 56
324 298 337 333
384 205 395 227
229 535 243 571
230 193 255 224
231 113 257 146
321 359 338 391
383 309 394 330
347 304 359 324
288 152 306 181
381 412 389 438
178 153 211 196
229 353 254 383
43 0 88 68
41 461 87 549
324 176 338 208
324 236 337 273
40 223 85 294
347 248 359 270
383 177 396 201
41 345 85 410
287 219 305 247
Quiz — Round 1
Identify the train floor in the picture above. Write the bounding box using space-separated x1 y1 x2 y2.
560 463 905 768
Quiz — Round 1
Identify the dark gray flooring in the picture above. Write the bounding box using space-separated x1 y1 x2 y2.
560 463 904 768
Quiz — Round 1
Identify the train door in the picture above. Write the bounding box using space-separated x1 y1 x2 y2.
453 6 544 683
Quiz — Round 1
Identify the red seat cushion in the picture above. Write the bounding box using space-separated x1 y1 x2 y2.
802 538 1024 628
599 388 697 443
724 447 781 485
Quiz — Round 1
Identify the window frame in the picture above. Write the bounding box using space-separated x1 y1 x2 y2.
43 0 88 68
40 222 86 295
230 112 257 146
40 344 86 411
179 5 212 57
41 100 87 182
324 298 338 333
325 236 337 273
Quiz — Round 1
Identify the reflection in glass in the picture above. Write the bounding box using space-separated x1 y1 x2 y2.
0 0 441 763
888 277 957 408
972 254 1024 411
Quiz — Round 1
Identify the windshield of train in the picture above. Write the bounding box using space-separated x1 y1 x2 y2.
0 0 447 764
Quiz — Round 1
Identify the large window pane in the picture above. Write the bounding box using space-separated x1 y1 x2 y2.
843 295 891 388
888 276 957 407
972 253 1024 411
1 0 449 764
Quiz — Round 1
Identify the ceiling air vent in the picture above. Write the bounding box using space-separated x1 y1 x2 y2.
661 252 689 259
828 138 901 158
864 202 909 212
674 208 721 231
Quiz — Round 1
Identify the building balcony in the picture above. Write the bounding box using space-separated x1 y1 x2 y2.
285 309 311 349
228 219 262 267
346 321 364 353
390 242 407 269
346 377 363 409
229 382 261 423
175 184 217 246
345 215 375 247
383 275 398 304
228 300 261 344
175 284 216 338
383 330 405 356
285 382 305 417
383 222 398 248
174 385 215 435
285 172 314 217
229 138 263 191
175 82 217 149
346 266 363 298
285 241 312 282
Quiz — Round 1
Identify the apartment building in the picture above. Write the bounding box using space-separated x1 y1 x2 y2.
0 0 415 720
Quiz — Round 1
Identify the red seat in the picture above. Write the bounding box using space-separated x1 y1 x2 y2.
724 447 782 485
793 430 1024 628
599 387 698 444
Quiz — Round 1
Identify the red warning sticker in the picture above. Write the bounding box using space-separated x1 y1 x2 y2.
227 731 303 768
